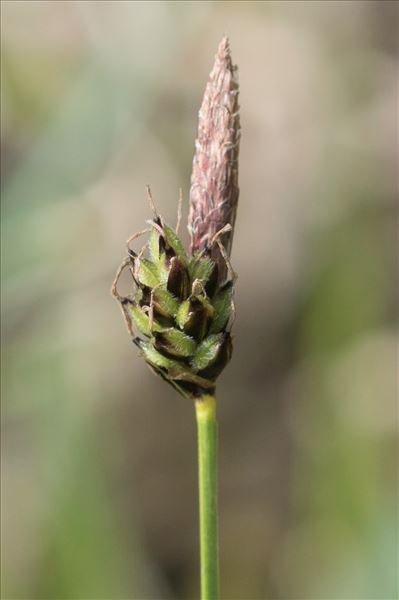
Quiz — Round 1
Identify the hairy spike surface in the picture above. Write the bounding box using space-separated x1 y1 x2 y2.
188 36 240 267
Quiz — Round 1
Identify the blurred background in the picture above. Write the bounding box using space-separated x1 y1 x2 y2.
1 1 397 599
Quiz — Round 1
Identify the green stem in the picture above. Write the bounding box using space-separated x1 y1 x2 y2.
195 394 219 600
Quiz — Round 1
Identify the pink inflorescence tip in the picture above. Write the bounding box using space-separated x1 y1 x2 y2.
188 37 240 268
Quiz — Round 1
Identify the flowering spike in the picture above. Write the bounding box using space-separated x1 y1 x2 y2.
112 39 239 399
188 36 240 265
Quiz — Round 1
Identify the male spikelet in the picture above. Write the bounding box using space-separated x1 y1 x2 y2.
112 38 240 400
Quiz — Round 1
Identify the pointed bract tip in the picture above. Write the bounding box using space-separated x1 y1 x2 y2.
216 36 231 59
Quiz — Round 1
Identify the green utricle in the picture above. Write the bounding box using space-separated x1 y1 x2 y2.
125 220 234 399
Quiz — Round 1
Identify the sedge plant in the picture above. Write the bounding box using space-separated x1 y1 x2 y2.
112 37 240 600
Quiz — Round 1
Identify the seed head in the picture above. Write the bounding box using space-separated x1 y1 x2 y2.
112 39 239 400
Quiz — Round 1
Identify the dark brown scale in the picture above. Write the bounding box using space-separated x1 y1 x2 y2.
154 313 175 328
139 287 174 325
198 332 232 380
204 260 219 297
219 280 233 293
184 297 212 342
139 287 152 306
167 256 190 300
159 233 176 263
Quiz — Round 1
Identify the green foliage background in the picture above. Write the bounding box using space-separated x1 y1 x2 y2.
1 1 397 599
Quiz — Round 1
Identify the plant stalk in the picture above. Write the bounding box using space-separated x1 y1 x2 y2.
195 394 219 600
